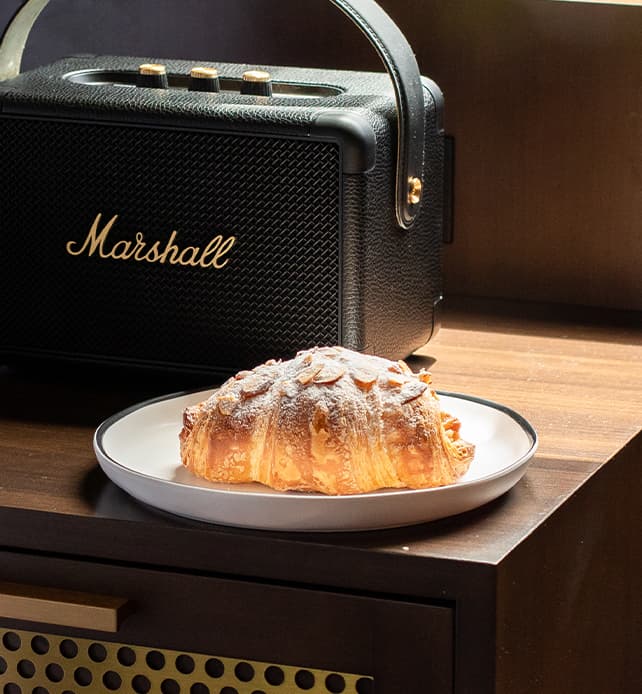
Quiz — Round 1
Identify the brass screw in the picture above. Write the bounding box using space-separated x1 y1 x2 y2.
408 177 423 205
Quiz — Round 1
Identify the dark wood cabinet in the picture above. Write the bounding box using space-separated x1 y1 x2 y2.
1 301 640 693
0 551 454 693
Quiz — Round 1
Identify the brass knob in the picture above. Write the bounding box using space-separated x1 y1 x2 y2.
137 63 168 89
408 177 423 205
242 69 271 83
189 66 220 93
139 63 166 76
241 70 272 97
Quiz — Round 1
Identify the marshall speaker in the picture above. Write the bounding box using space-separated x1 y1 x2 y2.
0 0 445 375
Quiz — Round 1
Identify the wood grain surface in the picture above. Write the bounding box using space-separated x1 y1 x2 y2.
1 299 640 693
0 299 639 569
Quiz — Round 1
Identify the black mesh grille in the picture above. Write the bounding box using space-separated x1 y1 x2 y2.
0 117 341 372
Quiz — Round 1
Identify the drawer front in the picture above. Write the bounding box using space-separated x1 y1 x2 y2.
0 551 453 693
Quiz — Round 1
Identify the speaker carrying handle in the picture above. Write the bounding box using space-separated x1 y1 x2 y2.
0 0 426 229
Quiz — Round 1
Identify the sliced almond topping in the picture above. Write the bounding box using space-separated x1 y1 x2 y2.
417 369 433 384
313 363 346 385
217 395 238 415
278 380 298 398
234 370 252 380
264 358 278 366
387 374 406 388
240 374 272 398
387 363 403 374
297 363 323 384
398 360 413 374
183 404 202 428
352 369 377 391
301 353 314 366
441 412 462 435
400 380 428 404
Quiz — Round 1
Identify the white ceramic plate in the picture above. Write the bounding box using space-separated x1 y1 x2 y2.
94 389 537 532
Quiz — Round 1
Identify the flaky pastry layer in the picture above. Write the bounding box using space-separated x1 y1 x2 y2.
180 346 475 495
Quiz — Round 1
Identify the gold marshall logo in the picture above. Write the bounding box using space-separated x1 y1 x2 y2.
66 213 236 269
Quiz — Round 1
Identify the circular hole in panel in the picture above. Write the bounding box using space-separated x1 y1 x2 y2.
219 688 238 694
0 656 6 674
44 664 64 683
250 691 267 694
117 647 137 667
161 679 180 694
325 674 346 693
132 674 152 693
234 662 255 682
59 640 78 659
175 654 195 675
74 666 93 687
189 685 209 694
204 658 224 678
355 678 373 694
17 660 35 679
2 633 21 651
103 671 122 690
88 643 107 663
146 650 165 671
295 670 315 690
32 687 49 694
264 666 285 686
3 684 21 694
30 637 49 656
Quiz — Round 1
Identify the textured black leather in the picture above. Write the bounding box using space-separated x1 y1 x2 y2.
0 55 443 374
331 0 426 227
1 0 426 228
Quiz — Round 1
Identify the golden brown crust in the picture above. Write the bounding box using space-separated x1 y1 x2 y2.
179 346 475 495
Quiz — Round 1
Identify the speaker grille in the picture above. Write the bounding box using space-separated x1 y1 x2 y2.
0 117 342 372
0 628 373 693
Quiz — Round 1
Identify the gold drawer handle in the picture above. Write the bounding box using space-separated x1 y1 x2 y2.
0 581 132 632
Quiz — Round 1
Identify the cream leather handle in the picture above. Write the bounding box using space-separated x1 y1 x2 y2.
0 581 132 632
0 0 427 229
0 0 48 81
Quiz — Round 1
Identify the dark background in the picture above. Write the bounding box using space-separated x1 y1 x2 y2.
0 0 381 71
1 0 641 310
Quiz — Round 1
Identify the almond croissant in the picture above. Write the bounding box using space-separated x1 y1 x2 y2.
180 346 474 495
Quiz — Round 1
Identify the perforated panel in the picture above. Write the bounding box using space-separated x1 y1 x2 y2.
0 117 342 372
0 628 373 694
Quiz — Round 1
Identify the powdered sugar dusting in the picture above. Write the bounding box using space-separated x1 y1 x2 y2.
197 346 438 433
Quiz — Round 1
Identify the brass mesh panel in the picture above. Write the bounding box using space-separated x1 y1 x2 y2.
0 628 374 693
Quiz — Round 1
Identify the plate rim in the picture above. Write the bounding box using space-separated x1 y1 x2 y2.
94 387 538 501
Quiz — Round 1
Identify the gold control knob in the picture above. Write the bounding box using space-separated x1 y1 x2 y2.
136 63 168 89
240 70 273 97
188 66 220 93
408 177 423 205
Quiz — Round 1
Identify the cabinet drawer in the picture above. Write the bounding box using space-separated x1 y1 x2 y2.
0 551 453 693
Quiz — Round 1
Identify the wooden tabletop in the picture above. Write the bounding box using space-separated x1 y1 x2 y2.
0 297 640 596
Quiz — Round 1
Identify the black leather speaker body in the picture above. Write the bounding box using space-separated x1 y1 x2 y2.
0 55 444 375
